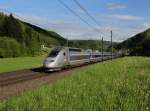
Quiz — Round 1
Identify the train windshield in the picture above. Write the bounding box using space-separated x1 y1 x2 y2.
48 47 62 57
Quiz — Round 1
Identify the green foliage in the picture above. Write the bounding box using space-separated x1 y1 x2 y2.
3 14 25 42
117 28 150 56
0 56 45 73
0 37 20 57
0 13 6 35
0 12 66 57
24 22 66 45
0 57 150 111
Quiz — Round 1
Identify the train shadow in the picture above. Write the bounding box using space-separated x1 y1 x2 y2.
31 67 56 74
31 67 44 73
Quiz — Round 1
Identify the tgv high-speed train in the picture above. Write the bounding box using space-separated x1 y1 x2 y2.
43 46 116 71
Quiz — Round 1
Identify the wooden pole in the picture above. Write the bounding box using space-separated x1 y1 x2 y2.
102 37 103 61
111 30 113 60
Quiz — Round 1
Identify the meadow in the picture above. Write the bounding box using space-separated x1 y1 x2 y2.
0 57 150 111
0 56 45 73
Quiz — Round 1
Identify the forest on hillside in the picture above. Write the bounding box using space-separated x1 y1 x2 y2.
0 12 66 58
0 12 116 58
116 28 150 56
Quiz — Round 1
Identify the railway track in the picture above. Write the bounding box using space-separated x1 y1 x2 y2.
0 72 47 87
0 57 119 87
0 57 122 101
0 67 45 86
0 68 75 87
0 65 86 87
0 57 121 86
0 65 89 101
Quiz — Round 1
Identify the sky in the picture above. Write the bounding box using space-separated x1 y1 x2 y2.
0 0 150 42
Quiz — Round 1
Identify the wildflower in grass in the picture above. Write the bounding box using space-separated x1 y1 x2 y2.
0 57 150 111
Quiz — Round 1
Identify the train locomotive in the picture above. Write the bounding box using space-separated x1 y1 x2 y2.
43 46 115 72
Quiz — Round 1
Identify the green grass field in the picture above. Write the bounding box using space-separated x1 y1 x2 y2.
0 56 45 73
0 57 150 111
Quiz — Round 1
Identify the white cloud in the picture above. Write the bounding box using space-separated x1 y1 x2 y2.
111 14 144 21
11 12 149 42
0 5 9 10
13 13 98 39
0 4 10 15
107 3 127 10
75 9 85 14
14 13 46 24
129 23 150 30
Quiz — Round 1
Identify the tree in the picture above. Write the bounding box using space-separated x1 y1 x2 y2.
0 37 21 57
4 14 25 42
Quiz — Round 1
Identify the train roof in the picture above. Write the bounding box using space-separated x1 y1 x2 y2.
54 46 82 49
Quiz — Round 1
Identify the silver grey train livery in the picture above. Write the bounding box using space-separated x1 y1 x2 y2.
43 46 117 71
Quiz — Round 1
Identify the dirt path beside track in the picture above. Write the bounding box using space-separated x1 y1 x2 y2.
0 65 90 101
0 57 121 101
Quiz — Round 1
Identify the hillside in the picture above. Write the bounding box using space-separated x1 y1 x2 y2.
116 28 150 56
1 57 150 110
0 12 118 58
0 12 66 57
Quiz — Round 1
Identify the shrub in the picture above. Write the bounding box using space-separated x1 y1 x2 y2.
0 37 21 57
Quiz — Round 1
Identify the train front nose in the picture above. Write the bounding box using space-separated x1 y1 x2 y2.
43 57 56 68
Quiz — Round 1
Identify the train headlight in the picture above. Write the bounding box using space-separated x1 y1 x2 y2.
45 59 54 63
49 60 54 62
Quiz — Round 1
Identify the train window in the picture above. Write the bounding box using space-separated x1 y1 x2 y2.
48 50 59 57
70 55 89 61
69 48 82 52
48 47 62 57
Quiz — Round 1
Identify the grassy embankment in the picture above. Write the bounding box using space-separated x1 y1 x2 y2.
0 56 45 73
0 57 150 111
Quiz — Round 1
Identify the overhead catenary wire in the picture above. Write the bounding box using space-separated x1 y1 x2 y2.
73 0 114 47
57 0 102 34
73 0 115 48
73 0 102 28
0 3 110 41
73 0 110 36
